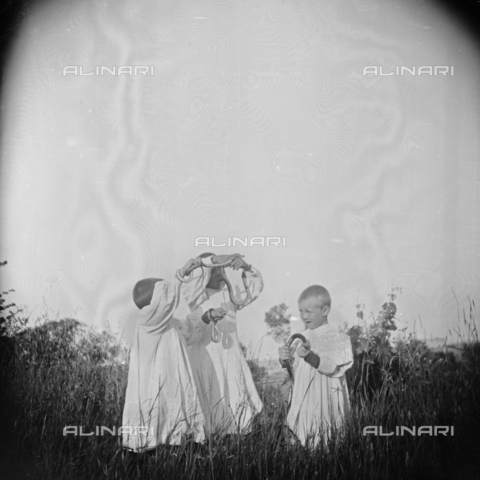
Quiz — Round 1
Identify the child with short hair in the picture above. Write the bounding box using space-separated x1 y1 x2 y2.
278 285 353 447
122 257 226 452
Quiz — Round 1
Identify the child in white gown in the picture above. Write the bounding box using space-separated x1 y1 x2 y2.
279 285 353 447
180 253 264 435
122 258 226 451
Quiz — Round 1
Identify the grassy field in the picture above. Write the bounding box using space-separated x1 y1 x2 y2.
0 309 479 480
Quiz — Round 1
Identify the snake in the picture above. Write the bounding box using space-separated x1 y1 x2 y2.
176 256 250 342
284 333 308 383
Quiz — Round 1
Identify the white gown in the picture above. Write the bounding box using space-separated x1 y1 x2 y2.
286 323 353 447
181 266 264 434
122 279 207 451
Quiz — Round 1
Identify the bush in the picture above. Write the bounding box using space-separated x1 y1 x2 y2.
0 260 26 337
1 278 480 479
346 290 402 397
16 318 124 369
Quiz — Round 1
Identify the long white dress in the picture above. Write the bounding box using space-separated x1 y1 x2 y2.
180 266 264 434
286 323 353 447
122 279 207 451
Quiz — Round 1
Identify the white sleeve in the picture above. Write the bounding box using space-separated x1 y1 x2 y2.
180 265 212 310
182 311 208 346
137 281 179 333
315 334 354 378
236 267 264 311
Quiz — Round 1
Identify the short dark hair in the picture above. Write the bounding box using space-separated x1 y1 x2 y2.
298 285 331 307
133 278 163 309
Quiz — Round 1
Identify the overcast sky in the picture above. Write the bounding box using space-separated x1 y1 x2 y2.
1 0 479 359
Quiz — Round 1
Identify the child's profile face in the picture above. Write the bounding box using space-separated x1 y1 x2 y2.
298 296 329 330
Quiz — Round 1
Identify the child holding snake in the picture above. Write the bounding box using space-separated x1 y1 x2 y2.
122 257 226 452
278 285 353 447
180 252 264 436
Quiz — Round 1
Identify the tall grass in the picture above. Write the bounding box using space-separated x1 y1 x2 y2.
1 303 479 479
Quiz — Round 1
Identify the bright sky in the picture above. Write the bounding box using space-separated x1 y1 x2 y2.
1 0 479 360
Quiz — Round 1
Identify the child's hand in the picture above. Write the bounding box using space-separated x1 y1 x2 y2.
296 341 311 358
211 308 227 321
178 257 202 278
191 257 203 270
278 345 293 362
229 256 251 271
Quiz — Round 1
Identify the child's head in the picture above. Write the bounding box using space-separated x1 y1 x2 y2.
206 267 226 290
297 285 331 330
200 252 226 290
133 278 163 309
